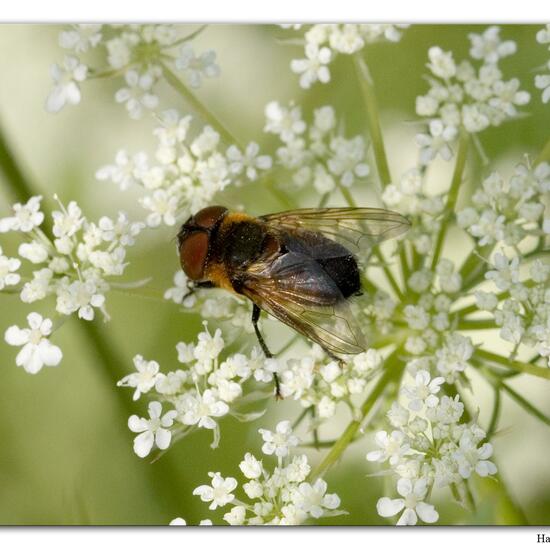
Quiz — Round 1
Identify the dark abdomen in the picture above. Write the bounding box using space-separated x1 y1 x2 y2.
316 255 361 298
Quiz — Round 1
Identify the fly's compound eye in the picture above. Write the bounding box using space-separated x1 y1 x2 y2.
193 205 228 230
179 231 209 281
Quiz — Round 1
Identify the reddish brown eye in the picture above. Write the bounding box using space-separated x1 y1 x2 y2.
193 206 227 229
180 231 209 281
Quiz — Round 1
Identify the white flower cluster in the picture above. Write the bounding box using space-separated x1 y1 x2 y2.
275 344 384 421
191 421 344 524
286 24 408 89
0 195 143 373
457 162 550 248
534 24 550 103
119 323 283 457
264 102 369 193
97 110 271 227
477 250 550 363
367 370 497 525
47 24 220 118
381 167 445 255
416 26 529 162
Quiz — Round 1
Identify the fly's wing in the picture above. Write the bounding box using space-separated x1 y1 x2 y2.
259 207 410 255
241 252 367 356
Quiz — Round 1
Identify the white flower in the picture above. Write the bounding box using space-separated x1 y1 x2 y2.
139 189 179 227
169 517 187 525
485 251 520 290
20 268 53 303
435 333 473 381
175 44 220 88
96 150 148 191
327 135 370 187
402 370 445 411
258 420 299 458
427 47 456 79
239 453 263 479
193 472 237 510
55 279 106 320
377 478 439 525
115 70 159 120
535 71 550 104
279 356 315 399
0 196 44 233
468 26 516 64
118 355 163 400
194 327 225 365
223 506 246 525
367 430 411 465
415 120 457 165
18 241 48 264
128 401 176 458
0 247 21 289
52 200 83 239
291 479 340 519
264 101 306 143
291 43 332 89
59 24 102 53
4 312 62 374
181 389 229 429
453 431 497 479
164 271 196 307
226 142 272 181
46 56 88 113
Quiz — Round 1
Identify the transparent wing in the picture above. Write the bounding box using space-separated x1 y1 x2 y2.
241 252 367 356
260 207 410 254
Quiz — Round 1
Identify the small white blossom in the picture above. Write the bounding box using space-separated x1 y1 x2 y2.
118 355 163 401
128 401 176 458
46 56 88 113
377 478 439 525
180 389 229 429
291 43 332 89
469 26 517 64
291 479 340 518
193 472 237 510
259 420 299 458
226 142 272 181
403 370 445 411
4 312 62 374
115 70 159 120
0 196 44 233
0 247 21 289
176 44 220 88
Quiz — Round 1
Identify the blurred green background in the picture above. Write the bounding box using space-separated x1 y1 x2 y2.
0 24 549 525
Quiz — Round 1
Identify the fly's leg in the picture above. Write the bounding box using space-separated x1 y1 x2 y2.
325 348 346 369
252 304 281 399
181 280 215 304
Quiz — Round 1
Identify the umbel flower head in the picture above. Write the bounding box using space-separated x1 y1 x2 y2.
187 421 344 525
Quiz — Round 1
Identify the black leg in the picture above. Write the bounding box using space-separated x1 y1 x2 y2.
181 280 215 304
251 304 281 399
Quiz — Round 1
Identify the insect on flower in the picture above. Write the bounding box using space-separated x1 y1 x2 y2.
177 206 410 394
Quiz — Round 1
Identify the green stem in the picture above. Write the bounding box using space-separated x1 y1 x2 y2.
353 54 392 188
476 348 550 380
160 62 243 148
535 136 550 166
486 386 501 439
430 130 469 271
484 370 550 428
457 319 499 331
309 351 405 480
